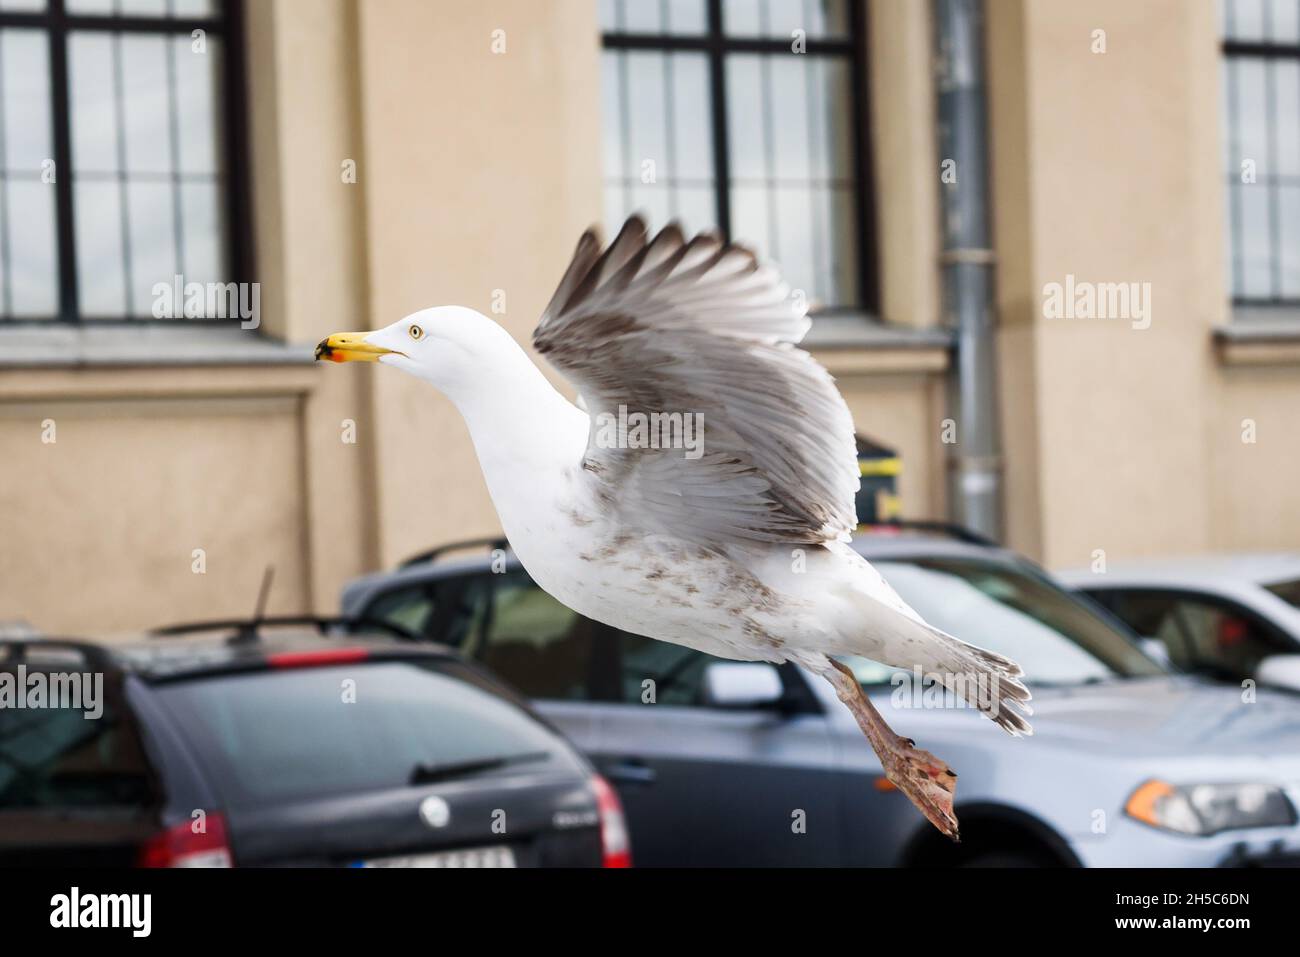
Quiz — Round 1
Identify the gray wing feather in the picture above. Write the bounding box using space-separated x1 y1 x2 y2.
535 215 860 549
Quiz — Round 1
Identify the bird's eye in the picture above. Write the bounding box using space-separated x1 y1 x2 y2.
408 324 424 341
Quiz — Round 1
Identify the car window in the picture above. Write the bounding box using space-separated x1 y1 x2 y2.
362 574 492 652
0 671 155 810
478 572 599 701
839 559 1164 686
608 630 713 706
152 659 571 808
367 570 605 700
1089 589 1290 679
1264 578 1300 610
386 568 727 706
364 584 435 636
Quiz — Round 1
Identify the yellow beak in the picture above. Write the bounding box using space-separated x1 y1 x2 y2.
315 332 401 363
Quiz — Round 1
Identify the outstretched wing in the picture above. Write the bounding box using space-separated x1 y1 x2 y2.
534 215 860 549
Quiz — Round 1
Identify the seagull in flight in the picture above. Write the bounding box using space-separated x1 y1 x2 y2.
317 216 1031 839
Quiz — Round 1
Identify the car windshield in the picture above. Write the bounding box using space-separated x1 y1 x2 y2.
841 557 1166 687
1264 577 1300 610
152 659 568 808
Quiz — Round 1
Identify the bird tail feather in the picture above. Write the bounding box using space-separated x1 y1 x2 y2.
903 622 1034 736
827 556 1034 736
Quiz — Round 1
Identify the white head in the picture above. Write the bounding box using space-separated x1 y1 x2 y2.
316 306 529 405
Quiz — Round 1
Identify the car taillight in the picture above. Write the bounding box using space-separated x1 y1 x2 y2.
265 648 369 668
591 774 631 868
138 813 233 868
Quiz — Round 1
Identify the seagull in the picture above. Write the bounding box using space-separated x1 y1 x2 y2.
317 215 1031 839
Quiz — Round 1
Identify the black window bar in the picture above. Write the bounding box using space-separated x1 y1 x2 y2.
1221 0 1300 307
599 0 878 315
0 0 251 323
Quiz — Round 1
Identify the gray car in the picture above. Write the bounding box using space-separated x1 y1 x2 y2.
1060 554 1300 694
342 529 1300 867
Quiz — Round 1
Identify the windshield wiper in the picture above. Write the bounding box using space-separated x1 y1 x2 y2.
408 751 551 786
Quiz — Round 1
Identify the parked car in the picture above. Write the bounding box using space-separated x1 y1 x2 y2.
343 528 1300 867
0 620 629 867
1060 554 1300 693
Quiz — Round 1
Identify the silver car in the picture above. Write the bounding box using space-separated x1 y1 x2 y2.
342 530 1300 867
1060 554 1300 694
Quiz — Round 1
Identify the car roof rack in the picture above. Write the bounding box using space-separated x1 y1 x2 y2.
149 614 422 645
859 519 1000 548
0 637 117 670
399 536 510 569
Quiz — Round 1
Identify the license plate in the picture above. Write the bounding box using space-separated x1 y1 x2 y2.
353 846 516 868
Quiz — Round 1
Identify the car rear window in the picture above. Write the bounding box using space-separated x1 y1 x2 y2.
150 658 573 808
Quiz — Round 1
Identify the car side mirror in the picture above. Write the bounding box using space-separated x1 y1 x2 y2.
701 662 785 709
1137 637 1173 668
1255 654 1300 694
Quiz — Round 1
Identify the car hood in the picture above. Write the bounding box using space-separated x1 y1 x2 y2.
857 674 1300 765
1024 676 1300 760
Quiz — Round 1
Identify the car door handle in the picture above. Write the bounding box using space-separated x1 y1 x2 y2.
602 758 657 786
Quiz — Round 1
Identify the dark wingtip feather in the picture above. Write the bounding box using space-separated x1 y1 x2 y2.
653 220 686 251
556 214 649 315
659 219 686 243
577 226 603 254
542 214 782 335
540 226 604 327
613 212 649 247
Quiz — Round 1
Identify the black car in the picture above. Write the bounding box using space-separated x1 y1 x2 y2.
0 620 630 867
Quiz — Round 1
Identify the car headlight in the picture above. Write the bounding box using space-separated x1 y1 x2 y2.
1125 779 1297 836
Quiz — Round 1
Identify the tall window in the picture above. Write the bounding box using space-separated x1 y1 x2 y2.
0 0 247 322
599 0 875 313
1221 0 1300 305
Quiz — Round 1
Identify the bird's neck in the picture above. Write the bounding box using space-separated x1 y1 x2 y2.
445 340 589 528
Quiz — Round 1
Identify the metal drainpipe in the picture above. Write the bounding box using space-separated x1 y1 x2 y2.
932 0 1003 540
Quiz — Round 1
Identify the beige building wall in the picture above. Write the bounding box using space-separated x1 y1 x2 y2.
352 0 606 568
5 0 1298 636
0 366 320 633
870 0 942 330
0 0 620 632
1210 360 1300 551
986 0 1250 570
245 0 378 606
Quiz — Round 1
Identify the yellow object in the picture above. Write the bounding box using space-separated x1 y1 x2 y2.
877 491 903 521
859 457 902 477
